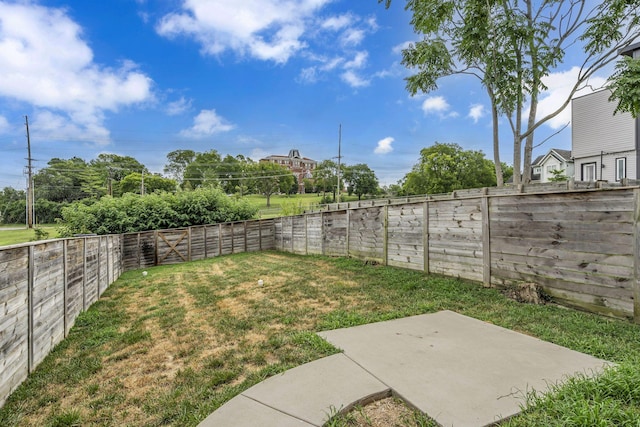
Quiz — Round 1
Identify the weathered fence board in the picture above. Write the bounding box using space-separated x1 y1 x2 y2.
348 207 384 262
387 204 424 270
280 217 293 252
292 216 307 255
323 211 348 257
190 226 206 261
84 238 100 308
489 192 635 318
428 199 483 282
0 246 29 409
31 241 65 368
306 214 323 255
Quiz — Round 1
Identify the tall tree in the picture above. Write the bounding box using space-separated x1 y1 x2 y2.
402 142 496 195
312 159 340 201
183 150 222 189
250 162 294 207
343 164 379 200
34 157 92 202
90 154 147 196
381 0 640 184
120 173 178 195
164 149 196 185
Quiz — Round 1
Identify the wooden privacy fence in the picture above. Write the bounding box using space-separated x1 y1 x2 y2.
121 219 276 269
274 187 640 323
2 186 639 408
0 235 122 407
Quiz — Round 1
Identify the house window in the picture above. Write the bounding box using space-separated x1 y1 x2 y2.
615 157 626 181
546 165 557 173
582 162 596 181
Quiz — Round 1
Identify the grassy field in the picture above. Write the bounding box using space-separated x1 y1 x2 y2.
0 225 59 247
245 193 361 218
0 251 638 426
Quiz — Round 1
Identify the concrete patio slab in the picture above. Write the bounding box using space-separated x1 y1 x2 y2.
198 394 314 427
318 310 612 427
199 353 389 427
243 353 389 426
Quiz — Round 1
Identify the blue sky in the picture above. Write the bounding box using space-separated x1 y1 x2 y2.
0 0 611 190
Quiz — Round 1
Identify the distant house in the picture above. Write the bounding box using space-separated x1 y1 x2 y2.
260 149 317 193
571 42 640 182
532 149 573 183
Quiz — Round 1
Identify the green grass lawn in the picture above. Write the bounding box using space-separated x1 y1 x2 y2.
0 225 59 247
244 193 361 218
0 252 638 426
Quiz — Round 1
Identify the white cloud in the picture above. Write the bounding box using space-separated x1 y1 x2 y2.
0 115 9 133
392 41 412 55
537 67 607 130
32 110 110 144
321 14 353 31
180 109 235 138
156 0 331 64
344 51 368 70
340 28 365 46
166 97 192 116
468 104 485 123
341 70 370 88
422 96 450 114
0 2 153 143
374 137 394 154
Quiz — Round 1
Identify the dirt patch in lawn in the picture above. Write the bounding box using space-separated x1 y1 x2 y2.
331 397 436 427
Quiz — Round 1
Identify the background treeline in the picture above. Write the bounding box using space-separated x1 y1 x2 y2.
0 143 511 232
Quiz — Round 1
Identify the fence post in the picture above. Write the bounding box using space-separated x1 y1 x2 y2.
305 215 309 255
423 201 429 273
346 209 351 258
321 212 325 256
481 193 491 287
244 221 248 253
383 205 389 266
27 245 34 373
63 240 68 337
634 188 640 324
82 238 87 312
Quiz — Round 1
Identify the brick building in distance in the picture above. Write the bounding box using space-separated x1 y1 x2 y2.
259 149 317 193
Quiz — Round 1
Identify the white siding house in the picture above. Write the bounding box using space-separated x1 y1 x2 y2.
571 43 640 182
532 149 573 182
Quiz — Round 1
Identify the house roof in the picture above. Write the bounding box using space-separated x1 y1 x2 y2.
533 148 572 166
620 41 640 57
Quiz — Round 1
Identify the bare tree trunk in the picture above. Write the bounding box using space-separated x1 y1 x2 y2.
489 89 504 186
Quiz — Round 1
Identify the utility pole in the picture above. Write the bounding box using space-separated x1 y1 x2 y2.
25 116 34 229
336 124 342 203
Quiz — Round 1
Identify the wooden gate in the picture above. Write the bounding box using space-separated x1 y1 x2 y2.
157 229 189 265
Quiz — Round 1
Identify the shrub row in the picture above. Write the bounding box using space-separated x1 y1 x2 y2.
57 188 258 236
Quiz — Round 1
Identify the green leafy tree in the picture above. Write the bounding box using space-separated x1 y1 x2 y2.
381 0 640 185
402 142 496 195
608 56 640 118
548 169 569 182
312 159 340 201
0 187 26 224
183 150 222 189
120 173 178 194
164 149 196 185
34 157 92 202
343 164 379 200
90 154 147 196
250 162 294 207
